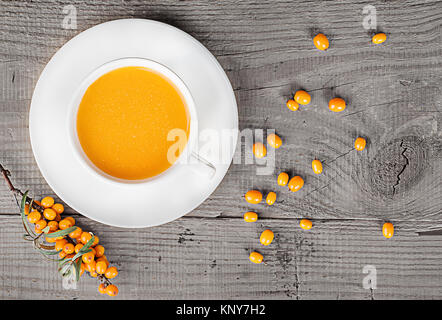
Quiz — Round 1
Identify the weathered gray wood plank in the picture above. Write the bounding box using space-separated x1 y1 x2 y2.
0 0 442 299
1 215 442 300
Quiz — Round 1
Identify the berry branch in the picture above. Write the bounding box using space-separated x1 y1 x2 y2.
0 162 45 213
0 162 119 296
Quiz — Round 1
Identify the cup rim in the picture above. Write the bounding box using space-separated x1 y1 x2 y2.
67 57 198 185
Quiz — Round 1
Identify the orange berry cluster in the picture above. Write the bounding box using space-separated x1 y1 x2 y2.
25 197 64 234
26 196 119 296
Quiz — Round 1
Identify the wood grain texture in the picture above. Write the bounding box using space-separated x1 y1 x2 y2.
0 0 442 299
2 215 442 300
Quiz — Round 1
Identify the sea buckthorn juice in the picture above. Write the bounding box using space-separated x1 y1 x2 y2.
76 66 190 180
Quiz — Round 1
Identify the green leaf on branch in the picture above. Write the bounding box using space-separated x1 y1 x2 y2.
82 235 95 251
73 257 82 282
45 226 77 238
35 247 60 256
20 191 36 238
71 248 91 262
69 235 94 262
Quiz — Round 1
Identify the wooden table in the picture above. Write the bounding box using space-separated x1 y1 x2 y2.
1 0 441 300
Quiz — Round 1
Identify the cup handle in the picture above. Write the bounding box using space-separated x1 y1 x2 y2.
187 151 216 179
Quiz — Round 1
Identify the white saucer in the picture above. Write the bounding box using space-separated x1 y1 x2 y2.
29 19 238 228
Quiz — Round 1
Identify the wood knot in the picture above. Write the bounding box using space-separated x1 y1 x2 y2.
366 136 427 198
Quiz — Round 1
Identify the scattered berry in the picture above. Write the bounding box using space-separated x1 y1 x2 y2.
312 159 323 174
244 190 263 204
382 222 394 239
313 33 329 51
253 142 267 158
266 192 277 206
300 219 313 230
260 229 274 246
277 172 289 186
286 99 299 111
243 212 258 223
267 133 282 149
372 33 387 44
294 90 311 105
288 176 304 192
354 137 366 151
249 252 263 264
328 97 346 112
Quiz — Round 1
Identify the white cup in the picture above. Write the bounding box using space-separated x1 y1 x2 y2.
67 57 215 184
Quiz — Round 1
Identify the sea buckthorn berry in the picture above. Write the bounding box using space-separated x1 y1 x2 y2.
97 257 109 268
59 251 67 259
90 271 98 278
328 98 346 113
41 196 54 208
260 229 274 246
372 33 387 44
249 251 263 264
80 232 92 244
52 203 64 214
354 137 366 151
59 219 73 230
92 236 99 247
288 176 304 192
243 212 258 223
80 263 85 276
34 200 41 206
106 284 119 297
382 222 394 239
277 172 289 186
85 261 96 273
266 192 277 206
82 251 95 264
63 243 75 254
313 33 329 51
24 204 30 215
312 159 323 174
43 208 56 221
55 239 68 252
35 219 47 231
253 142 267 158
95 245 105 258
27 211 41 224
245 190 262 204
96 261 108 274
47 221 58 232
300 219 313 230
45 236 57 243
35 226 43 234
267 134 282 149
294 90 311 105
69 227 82 239
286 99 299 111
98 283 107 294
74 243 83 253
55 213 61 222
105 266 118 279
65 217 75 225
